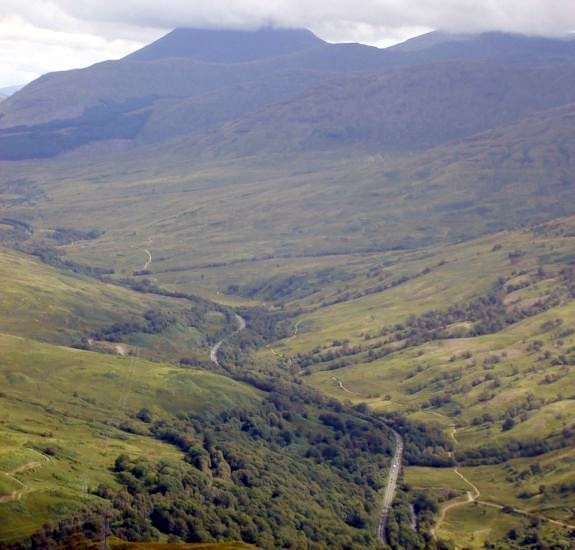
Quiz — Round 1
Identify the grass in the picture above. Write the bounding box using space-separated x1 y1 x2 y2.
297 220 575 437
437 504 522 549
0 333 260 542
250 217 575 542
0 245 240 367
3 95 575 299
405 467 470 492
406 450 575 547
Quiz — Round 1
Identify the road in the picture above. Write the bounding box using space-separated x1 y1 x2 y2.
209 313 246 368
331 377 356 395
143 249 152 270
378 428 404 544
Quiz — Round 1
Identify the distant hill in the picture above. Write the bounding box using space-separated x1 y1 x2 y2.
2 28 575 159
172 59 575 157
389 30 575 60
0 84 24 96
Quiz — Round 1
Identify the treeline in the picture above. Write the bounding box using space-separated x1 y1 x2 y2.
5 379 412 549
457 424 575 465
89 309 180 343
230 307 295 349
294 272 562 373
0 508 112 549
49 227 103 244
374 277 557 346
80 278 241 350
19 244 114 278
227 266 358 303
384 487 445 549
487 517 575 549
317 263 447 310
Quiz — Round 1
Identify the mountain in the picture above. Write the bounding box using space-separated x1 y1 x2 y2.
389 30 575 60
3 29 575 159
126 26 326 63
174 59 575 156
0 84 24 96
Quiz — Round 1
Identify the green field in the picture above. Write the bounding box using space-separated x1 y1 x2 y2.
0 332 260 542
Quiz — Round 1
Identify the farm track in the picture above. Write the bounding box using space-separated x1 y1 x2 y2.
432 427 575 539
0 451 51 504
209 313 246 368
143 249 152 270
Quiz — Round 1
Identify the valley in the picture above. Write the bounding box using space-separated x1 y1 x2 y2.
1 25 575 550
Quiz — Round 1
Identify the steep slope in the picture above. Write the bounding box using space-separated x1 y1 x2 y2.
0 245 399 547
0 333 259 543
134 70 334 145
0 244 232 363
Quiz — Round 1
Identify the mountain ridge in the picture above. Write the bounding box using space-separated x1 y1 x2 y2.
3 27 575 142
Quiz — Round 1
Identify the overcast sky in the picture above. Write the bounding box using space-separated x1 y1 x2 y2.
1 0 574 88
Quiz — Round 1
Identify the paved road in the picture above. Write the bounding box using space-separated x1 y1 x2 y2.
378 428 404 544
209 313 246 367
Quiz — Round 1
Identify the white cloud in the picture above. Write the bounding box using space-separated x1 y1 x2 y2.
1 0 574 87
53 0 575 35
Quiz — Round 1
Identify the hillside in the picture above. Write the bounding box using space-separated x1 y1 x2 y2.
0 246 401 548
0 244 234 363
2 29 575 159
254 216 575 547
0 229 431 547
1 99 575 295
176 59 575 156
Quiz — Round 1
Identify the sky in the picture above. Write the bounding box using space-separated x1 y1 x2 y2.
1 0 575 88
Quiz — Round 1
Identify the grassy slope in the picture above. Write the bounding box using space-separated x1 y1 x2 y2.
0 247 395 547
0 245 231 362
109 543 252 550
0 333 260 542
0 246 262 542
406 448 575 547
254 218 575 544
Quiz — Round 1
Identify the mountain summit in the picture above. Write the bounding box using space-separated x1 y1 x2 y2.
125 27 325 63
